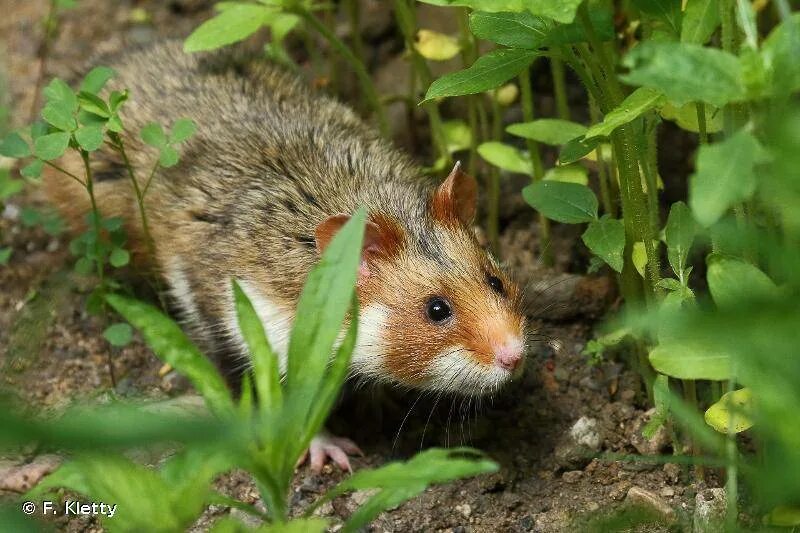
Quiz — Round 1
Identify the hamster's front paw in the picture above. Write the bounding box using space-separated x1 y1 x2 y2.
296 429 363 473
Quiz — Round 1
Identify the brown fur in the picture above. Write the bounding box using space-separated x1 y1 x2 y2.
45 41 527 390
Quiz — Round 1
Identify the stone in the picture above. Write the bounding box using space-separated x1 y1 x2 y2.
693 488 727 533
455 503 472 518
626 486 676 524
554 417 602 469
630 408 671 455
562 470 583 484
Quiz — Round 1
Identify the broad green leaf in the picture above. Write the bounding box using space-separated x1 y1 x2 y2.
642 373 670 437
761 14 800 96
558 135 600 164
477 141 532 174
649 341 732 380
77 92 111 118
141 122 167 148
106 294 234 417
441 120 472 153
543 164 588 185
664 201 696 279
42 101 77 131
0 247 11 265
659 101 722 133
419 0 582 22
414 29 461 60
33 132 70 160
170 118 197 143
74 125 105 152
469 11 550 49
735 0 758 50
423 48 538 102
545 7 615 44
585 87 663 139
232 279 282 412
581 216 625 272
184 4 275 53
507 119 587 145
632 241 648 277
522 180 598 223
312 448 497 533
80 66 116 94
704 388 754 434
706 255 780 309
689 130 768 227
74 256 94 275
621 41 745 106
109 247 130 267
42 78 78 112
633 0 682 36
0 174 25 199
103 322 133 347
0 132 31 158
681 0 719 44
525 0 583 23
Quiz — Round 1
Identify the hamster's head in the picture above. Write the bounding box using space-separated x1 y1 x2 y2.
315 163 527 396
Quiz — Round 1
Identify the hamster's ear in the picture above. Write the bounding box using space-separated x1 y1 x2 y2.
432 161 477 226
315 213 402 280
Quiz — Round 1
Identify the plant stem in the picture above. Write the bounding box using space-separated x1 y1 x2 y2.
487 97 502 255
458 9 480 175
393 0 449 165
589 97 616 217
519 67 553 266
550 57 571 120
44 160 85 187
682 379 704 480
296 7 389 137
29 0 57 123
695 103 708 144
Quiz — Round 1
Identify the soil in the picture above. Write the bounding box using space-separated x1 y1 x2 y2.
1 1 723 531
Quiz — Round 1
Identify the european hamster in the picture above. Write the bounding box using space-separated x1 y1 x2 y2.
46 41 528 469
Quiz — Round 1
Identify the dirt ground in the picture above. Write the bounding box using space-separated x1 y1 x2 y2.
1 1 725 531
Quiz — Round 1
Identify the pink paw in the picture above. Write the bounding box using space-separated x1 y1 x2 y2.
296 431 363 473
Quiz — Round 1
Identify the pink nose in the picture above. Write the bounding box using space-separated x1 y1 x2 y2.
493 340 524 371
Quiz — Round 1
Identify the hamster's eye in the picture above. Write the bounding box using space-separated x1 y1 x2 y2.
487 274 504 296
425 296 453 324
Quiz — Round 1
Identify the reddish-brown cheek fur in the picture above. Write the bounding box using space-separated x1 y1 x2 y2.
359 250 526 388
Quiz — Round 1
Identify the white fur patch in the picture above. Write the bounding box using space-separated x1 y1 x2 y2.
350 303 389 379
165 257 200 323
429 346 512 395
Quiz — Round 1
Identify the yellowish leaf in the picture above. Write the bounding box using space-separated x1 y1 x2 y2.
704 388 754 434
414 29 461 61
633 241 647 278
492 83 519 106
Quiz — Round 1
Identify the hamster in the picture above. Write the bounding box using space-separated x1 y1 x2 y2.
46 41 528 470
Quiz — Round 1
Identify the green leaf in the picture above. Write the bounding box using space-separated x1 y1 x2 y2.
441 120 472 153
42 78 78 112
0 247 11 265
543 164 588 185
184 4 275 53
169 118 197 143
141 122 167 148
558 135 601 164
581 216 625 272
585 87 663 139
423 48 538 102
469 11 551 49
659 101 722 133
103 322 133 347
42 101 77 131
681 0 719 44
33 132 70 160
633 0 682 36
0 174 25 199
632 241 648 277
77 92 111 118
80 66 116 94
689 130 768 227
312 448 498 532
764 506 800 527
649 341 732 380
545 7 615 45
663 201 696 279
0 132 32 158
642 374 670 437
232 279 282 412
477 141 532 174
704 388 753 434
507 119 587 145
159 146 180 168
106 294 234 417
74 125 105 152
621 41 745 107
20 160 44 179
522 180 598 223
74 256 94 275
109 90 129 112
525 0 584 23
761 13 800 97
109 247 130 267
707 255 780 309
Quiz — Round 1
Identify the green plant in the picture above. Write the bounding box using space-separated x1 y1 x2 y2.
18 209 497 531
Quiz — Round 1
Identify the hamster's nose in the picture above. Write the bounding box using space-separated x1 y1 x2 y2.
493 337 524 371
